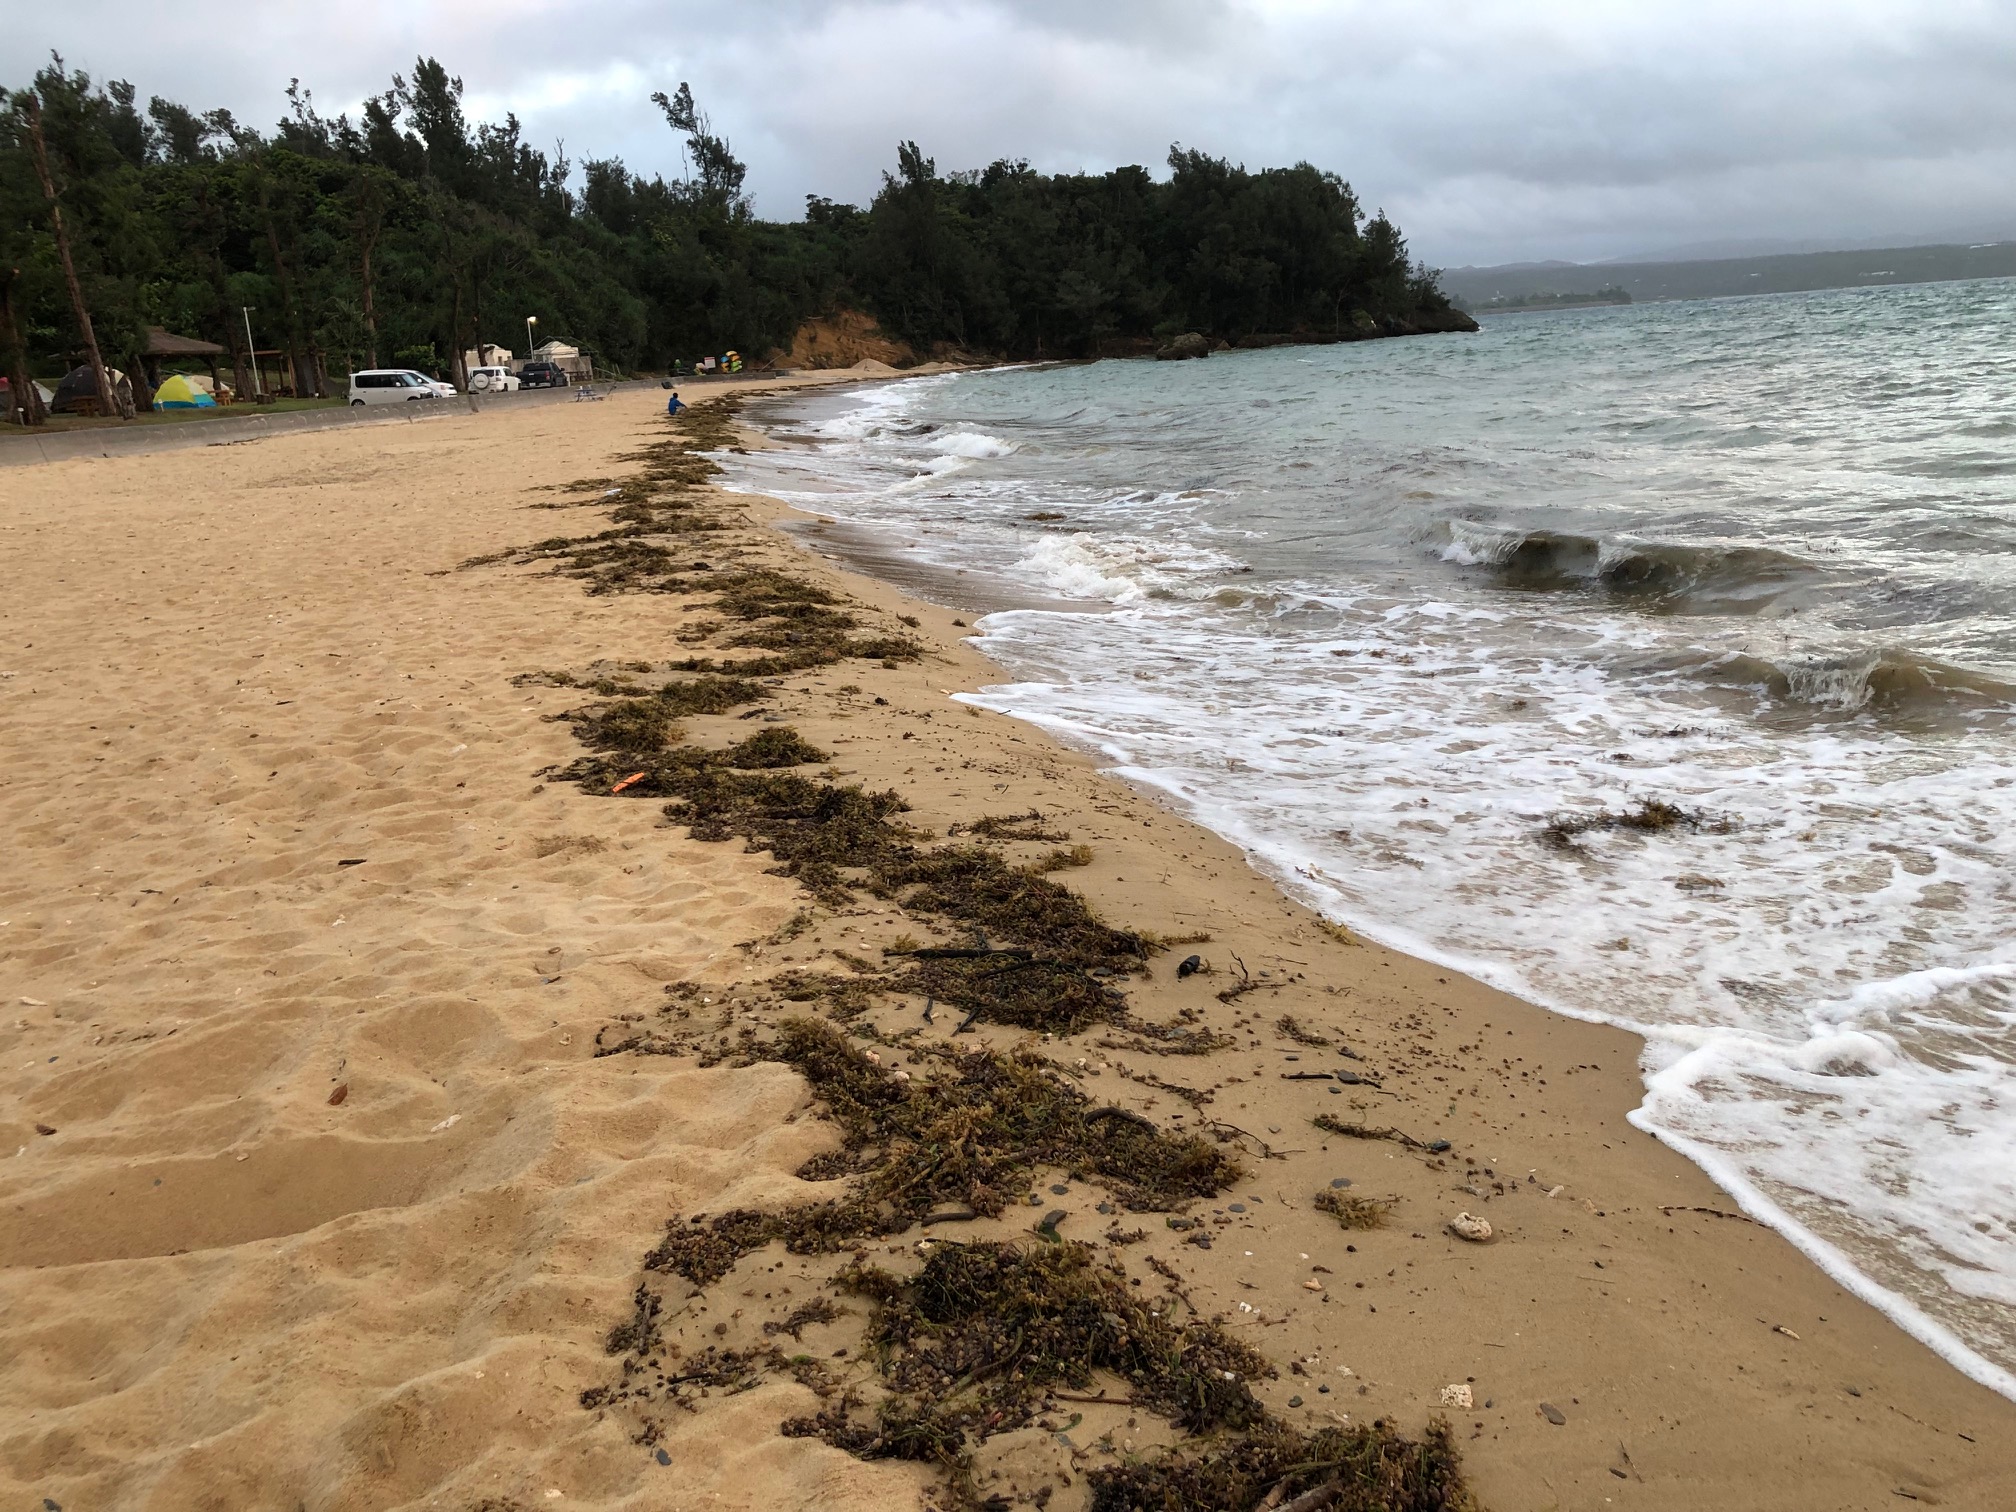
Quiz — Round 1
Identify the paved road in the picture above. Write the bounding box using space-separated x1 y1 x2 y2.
0 381 666 469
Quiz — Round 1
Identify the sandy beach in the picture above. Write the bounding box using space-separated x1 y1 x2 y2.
3 378 2012 1512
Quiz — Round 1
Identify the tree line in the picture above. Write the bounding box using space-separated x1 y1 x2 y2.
0 55 1466 421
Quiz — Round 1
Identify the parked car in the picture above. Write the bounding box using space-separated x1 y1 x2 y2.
348 369 442 406
468 365 520 393
519 361 570 388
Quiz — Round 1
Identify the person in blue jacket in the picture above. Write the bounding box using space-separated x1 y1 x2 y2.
666 389 686 416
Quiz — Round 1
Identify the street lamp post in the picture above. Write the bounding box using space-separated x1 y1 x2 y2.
241 306 263 398
524 315 537 367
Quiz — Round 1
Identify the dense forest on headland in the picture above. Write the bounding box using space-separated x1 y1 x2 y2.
0 56 1468 413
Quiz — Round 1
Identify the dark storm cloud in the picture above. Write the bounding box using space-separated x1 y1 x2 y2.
9 2 2014 264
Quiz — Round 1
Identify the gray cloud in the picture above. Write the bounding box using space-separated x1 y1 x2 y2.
10 1 2014 264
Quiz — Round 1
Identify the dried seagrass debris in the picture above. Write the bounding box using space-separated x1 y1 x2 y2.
665 771 918 908
763 970 879 1021
656 676 769 716
801 1241 1270 1454
467 402 921 651
1086 1418 1477 1512
1277 1013 1333 1046
881 846 1149 967
556 717 1151 1020
557 682 780 760
1095 1004 1235 1056
568 696 686 752
964 809 1070 843
1314 1188 1397 1230
604 1282 663 1355
1312 1113 1453 1156
642 1019 1242 1288
580 1343 784 1414
1028 843 1094 872
762 1296 845 1340
1539 796 1735 851
891 953 1125 1035
720 726 832 768
668 636 923 678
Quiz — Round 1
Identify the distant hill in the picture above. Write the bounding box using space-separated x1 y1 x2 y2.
1465 285 1632 314
1603 223 2016 264
1436 241 2016 307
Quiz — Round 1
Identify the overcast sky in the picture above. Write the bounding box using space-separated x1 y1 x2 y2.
10 1 2015 266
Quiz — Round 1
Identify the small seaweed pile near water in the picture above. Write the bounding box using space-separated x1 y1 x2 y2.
595 1023 1467 1509
464 403 741 588
671 567 925 677
1088 1419 1474 1512
545 667 1154 1026
644 1018 1237 1286
1538 796 1735 852
509 397 1472 1508
791 1240 1269 1467
468 401 925 671
1314 1188 1397 1230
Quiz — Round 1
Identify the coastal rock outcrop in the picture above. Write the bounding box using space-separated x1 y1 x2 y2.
1155 331 1213 361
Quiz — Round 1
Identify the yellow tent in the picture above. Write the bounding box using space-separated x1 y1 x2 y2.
155 374 216 409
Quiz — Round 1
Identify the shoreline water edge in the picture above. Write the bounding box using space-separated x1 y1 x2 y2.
717 283 2016 1418
2 368 2012 1511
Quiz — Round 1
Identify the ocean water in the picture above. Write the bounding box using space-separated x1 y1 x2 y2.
720 278 2016 1398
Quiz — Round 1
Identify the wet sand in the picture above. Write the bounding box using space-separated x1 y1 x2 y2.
2 378 2011 1511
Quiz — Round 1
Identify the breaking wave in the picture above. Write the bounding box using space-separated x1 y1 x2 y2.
1437 522 1830 614
722 276 2016 1397
1639 647 2016 724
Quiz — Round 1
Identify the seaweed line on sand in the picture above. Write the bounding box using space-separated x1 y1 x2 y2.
481 399 1474 1510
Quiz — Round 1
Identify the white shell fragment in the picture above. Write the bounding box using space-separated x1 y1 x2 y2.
1448 1211 1494 1242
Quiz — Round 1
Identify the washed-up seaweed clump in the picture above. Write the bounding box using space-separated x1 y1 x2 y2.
535 673 773 735
602 1037 1472 1511
895 951 1124 1034
964 809 1070 843
1312 1113 1453 1156
1087 1418 1475 1512
477 529 730 593
644 1018 1241 1286
884 847 1149 966
463 401 750 589
1277 1014 1332 1046
784 1240 1270 1473
570 696 685 752
659 676 769 717
667 567 923 677
580 1340 795 1415
1539 796 1735 851
552 691 1155 1014
1315 1188 1397 1230
1097 1007 1236 1057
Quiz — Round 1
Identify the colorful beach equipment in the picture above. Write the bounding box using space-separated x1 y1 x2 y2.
153 374 217 409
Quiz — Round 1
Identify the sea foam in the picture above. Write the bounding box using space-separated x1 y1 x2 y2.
723 281 2016 1398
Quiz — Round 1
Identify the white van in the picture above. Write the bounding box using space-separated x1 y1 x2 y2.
468 366 519 393
348 369 452 405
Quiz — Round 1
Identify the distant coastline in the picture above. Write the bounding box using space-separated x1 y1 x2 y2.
1462 285 1633 315
1439 238 2016 307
